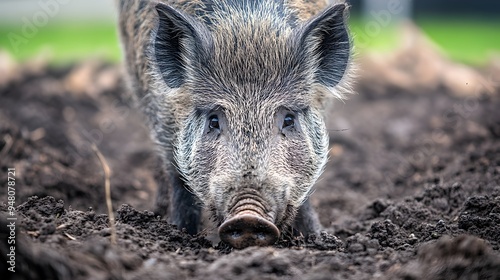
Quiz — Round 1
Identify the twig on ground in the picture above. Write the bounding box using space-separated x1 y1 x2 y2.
64 232 77 241
92 144 117 245
0 134 13 157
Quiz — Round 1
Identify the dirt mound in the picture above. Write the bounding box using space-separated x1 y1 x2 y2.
393 235 500 280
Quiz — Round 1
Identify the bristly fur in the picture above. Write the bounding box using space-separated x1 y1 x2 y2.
117 0 354 236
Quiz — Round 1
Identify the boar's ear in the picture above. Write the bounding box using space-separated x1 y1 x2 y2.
155 3 212 88
298 4 350 87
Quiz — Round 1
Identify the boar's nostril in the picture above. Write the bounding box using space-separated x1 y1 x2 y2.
219 214 280 249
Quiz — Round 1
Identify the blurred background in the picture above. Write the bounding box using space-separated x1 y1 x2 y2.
0 0 499 65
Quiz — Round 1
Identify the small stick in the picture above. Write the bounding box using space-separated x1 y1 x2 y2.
92 144 117 245
64 232 77 241
0 134 13 157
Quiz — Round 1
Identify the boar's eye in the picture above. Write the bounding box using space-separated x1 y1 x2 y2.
209 115 220 130
282 114 295 129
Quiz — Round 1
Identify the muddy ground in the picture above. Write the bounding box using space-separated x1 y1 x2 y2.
0 56 499 280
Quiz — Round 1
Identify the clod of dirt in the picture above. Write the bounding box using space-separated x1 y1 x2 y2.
458 194 500 244
391 235 500 279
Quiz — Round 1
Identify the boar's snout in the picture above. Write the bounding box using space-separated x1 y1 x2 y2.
218 213 280 249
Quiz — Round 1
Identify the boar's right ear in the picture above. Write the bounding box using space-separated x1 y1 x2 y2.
298 4 350 88
155 3 212 88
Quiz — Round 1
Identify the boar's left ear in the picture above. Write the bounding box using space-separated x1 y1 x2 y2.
298 4 350 87
155 3 212 88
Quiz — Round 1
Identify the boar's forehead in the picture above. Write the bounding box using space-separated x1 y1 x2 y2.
189 25 313 111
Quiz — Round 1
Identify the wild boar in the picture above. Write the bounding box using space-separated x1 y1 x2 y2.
117 0 352 248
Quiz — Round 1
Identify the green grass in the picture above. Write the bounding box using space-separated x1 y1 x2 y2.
348 18 401 52
0 17 499 65
0 21 121 64
415 17 500 65
349 16 500 65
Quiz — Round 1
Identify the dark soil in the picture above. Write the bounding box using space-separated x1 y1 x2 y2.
1 61 499 280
